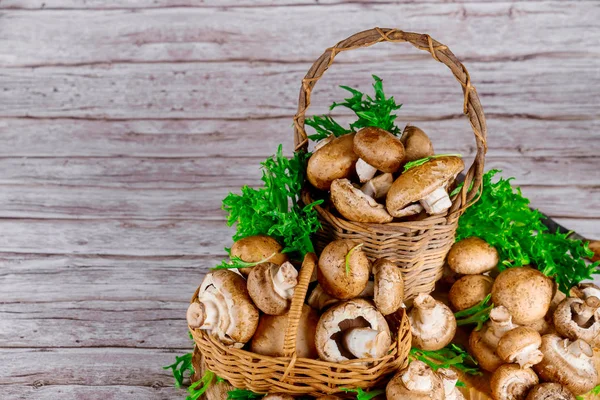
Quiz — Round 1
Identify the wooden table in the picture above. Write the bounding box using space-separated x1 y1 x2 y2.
0 1 599 399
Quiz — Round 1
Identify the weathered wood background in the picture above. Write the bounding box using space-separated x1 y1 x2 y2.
0 1 599 399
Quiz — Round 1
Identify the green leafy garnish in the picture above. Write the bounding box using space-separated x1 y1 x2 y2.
345 243 364 276
222 145 323 259
163 352 194 388
305 75 402 142
409 344 481 376
402 154 462 173
212 253 276 271
449 180 475 197
577 384 600 399
226 389 264 400
455 294 494 331
342 387 385 400
456 169 600 293
186 370 217 400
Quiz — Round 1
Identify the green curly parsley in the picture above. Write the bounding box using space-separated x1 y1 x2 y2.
305 75 402 142
409 344 481 376
456 169 599 293
454 294 494 331
163 352 194 388
342 387 385 400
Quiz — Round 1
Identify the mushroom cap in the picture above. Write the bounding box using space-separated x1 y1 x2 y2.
386 156 464 217
386 360 445 400
317 240 370 300
247 262 297 316
490 364 539 400
263 395 295 400
330 178 393 223
447 237 499 275
400 125 435 163
230 235 288 276
353 127 405 173
315 298 390 362
409 293 457 351
571 283 600 300
525 383 576 400
469 306 518 373
491 266 553 325
496 326 543 368
373 258 404 315
533 334 597 395
307 133 358 190
250 304 319 359
197 270 259 345
554 297 600 347
449 275 494 311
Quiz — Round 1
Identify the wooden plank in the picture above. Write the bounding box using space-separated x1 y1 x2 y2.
1 386 183 400
1 2 598 66
1 58 599 120
555 218 600 240
1 117 598 158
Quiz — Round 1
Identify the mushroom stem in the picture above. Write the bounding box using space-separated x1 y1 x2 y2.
413 294 445 326
514 343 544 369
566 338 593 358
419 186 452 214
342 327 390 359
571 297 600 326
356 158 378 183
438 369 462 400
401 361 434 392
360 173 393 200
484 306 518 346
271 261 298 300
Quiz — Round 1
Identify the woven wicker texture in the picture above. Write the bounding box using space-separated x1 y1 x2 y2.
294 28 487 299
191 252 412 396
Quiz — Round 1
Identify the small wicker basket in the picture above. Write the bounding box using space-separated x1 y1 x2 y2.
295 28 488 300
191 253 412 397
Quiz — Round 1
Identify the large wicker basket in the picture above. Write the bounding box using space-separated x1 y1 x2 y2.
295 28 488 300
191 253 412 396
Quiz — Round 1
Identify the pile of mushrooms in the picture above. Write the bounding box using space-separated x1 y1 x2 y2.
307 125 465 223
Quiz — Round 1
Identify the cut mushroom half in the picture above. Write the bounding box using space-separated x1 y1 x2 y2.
496 326 543 369
409 293 457 351
315 299 391 362
247 261 298 315
386 360 445 400
330 178 393 223
386 156 464 217
490 364 539 400
187 270 259 347
361 173 394 200
554 295 600 347
534 334 598 395
438 368 466 400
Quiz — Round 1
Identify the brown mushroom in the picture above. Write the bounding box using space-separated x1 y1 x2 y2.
353 126 405 181
490 364 539 400
438 368 466 400
449 275 494 311
409 293 457 351
496 326 543 369
525 383 576 400
315 299 391 362
553 295 600 347
317 240 370 300
315 397 342 400
469 306 519 373
263 395 294 400
361 172 394 200
250 304 318 359
386 360 445 400
187 270 259 347
447 237 499 275
400 125 435 163
330 178 393 223
230 235 288 276
533 334 598 395
308 281 375 311
571 283 600 300
247 261 298 315
373 258 404 315
386 156 464 216
307 133 358 190
491 266 553 325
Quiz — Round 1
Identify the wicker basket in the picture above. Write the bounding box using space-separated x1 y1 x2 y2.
191 253 412 396
295 28 488 300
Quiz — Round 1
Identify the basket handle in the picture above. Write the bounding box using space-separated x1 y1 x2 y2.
292 28 487 213
283 252 317 357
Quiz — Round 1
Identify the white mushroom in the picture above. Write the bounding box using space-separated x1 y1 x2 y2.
490 364 539 400
553 296 600 347
469 306 519 373
409 293 456 351
438 368 466 400
247 261 298 315
386 360 445 400
533 334 598 395
187 270 259 347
